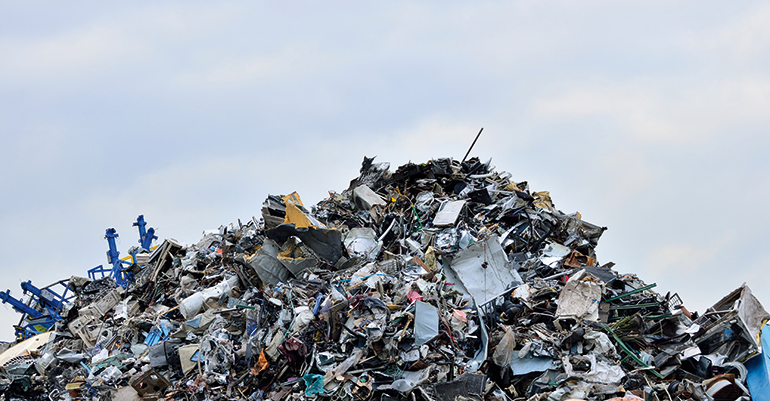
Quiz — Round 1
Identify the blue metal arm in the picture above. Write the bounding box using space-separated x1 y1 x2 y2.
105 228 131 288
133 215 157 250
0 290 42 318
20 280 70 312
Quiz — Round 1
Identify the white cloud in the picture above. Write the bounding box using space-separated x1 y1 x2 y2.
391 117 480 153
0 3 245 88
0 25 144 84
533 82 686 143
596 148 654 202
648 243 715 277
381 2 580 73
173 45 331 88
680 3 770 64
531 77 770 144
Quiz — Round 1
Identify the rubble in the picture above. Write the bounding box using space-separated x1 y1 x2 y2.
1 156 769 401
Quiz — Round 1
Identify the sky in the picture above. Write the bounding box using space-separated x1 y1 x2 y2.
0 1 769 342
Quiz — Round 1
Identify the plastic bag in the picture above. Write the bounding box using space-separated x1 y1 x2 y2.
492 326 516 367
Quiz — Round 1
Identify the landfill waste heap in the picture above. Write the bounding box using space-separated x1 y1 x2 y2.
1 156 769 401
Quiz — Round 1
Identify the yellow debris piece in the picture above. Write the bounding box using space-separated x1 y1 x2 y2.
282 192 317 229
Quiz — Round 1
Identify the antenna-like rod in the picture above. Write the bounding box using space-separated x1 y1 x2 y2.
461 127 484 164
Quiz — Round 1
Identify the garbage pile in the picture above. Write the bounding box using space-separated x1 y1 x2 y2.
2 156 769 401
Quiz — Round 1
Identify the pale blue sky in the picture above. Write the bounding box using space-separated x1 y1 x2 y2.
1 1 769 340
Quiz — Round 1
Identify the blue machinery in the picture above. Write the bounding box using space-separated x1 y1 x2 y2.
134 214 158 251
87 215 157 288
87 228 132 288
0 215 156 340
0 280 74 340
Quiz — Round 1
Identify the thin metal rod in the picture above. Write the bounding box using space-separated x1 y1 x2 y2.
461 127 484 164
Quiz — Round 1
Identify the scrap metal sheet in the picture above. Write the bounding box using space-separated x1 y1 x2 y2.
446 235 523 306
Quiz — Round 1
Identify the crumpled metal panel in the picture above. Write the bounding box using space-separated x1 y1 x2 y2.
446 236 523 306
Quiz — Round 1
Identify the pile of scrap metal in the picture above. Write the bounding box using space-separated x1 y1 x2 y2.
1 156 768 401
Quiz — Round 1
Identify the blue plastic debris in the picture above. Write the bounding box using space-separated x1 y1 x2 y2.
303 374 324 395
144 320 173 346
746 322 770 401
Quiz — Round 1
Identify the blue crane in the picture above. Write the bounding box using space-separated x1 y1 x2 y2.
0 279 73 340
134 214 158 251
88 215 157 288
